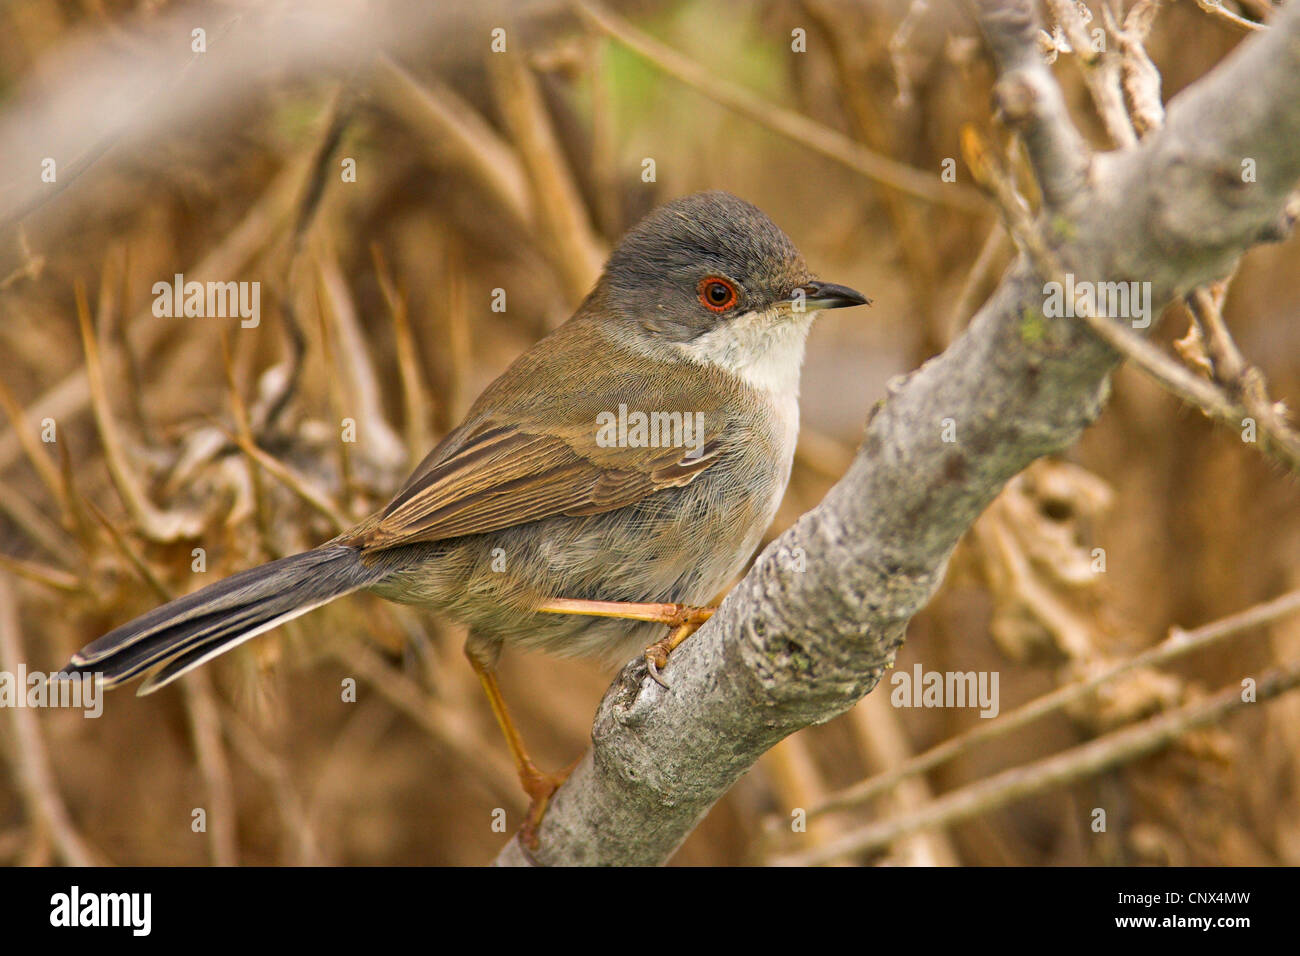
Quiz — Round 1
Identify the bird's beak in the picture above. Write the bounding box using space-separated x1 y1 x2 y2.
784 280 871 311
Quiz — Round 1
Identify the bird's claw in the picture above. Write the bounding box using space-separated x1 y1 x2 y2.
646 651 671 689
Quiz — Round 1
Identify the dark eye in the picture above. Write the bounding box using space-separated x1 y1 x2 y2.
697 276 738 312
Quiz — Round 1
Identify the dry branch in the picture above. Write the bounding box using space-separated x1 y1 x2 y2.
773 658 1300 866
572 0 987 214
0 578 103 866
798 585 1300 824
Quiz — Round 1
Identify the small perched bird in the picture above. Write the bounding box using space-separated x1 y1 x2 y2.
65 190 868 842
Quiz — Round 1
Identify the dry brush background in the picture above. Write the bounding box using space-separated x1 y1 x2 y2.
0 0 1297 865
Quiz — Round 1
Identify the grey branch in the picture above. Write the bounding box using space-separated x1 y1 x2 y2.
494 0 1300 866
984 0 1092 207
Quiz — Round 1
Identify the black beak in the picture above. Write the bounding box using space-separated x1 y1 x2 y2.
786 280 871 311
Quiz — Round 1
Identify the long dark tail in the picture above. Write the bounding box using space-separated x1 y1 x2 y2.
66 544 379 695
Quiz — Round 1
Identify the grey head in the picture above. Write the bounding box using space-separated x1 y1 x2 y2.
592 191 868 344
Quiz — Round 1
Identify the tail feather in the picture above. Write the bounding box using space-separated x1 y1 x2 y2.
67 545 377 694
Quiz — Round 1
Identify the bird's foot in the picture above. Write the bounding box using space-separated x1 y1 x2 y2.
518 760 578 850
644 608 715 689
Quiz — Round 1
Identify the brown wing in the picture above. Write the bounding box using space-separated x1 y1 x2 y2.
350 420 722 550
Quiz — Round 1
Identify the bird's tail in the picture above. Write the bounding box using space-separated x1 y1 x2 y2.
65 544 380 695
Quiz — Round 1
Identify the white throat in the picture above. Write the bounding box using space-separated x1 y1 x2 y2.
676 308 813 398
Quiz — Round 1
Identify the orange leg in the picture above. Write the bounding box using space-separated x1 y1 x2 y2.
464 648 573 850
536 598 716 688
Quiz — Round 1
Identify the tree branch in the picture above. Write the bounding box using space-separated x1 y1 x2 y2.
495 0 1300 866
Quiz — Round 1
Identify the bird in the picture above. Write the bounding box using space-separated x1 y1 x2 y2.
63 190 869 844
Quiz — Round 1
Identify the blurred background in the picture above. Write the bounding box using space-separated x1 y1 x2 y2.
0 0 1296 866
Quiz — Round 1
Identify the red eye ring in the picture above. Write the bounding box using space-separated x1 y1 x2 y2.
697 276 738 312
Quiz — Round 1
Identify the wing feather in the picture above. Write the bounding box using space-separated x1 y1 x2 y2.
352 423 722 549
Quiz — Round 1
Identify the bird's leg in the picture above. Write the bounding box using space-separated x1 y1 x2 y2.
536 598 715 688
463 645 573 850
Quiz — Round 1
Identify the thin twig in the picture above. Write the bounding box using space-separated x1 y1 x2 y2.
1195 0 1266 32
800 585 1300 822
313 261 358 511
1186 284 1299 460
0 375 70 517
843 691 961 866
368 55 532 224
0 553 80 592
316 248 407 476
329 635 520 805
762 735 852 861
944 219 1011 343
0 577 104 866
432 235 473 426
799 0 948 353
0 478 78 567
76 282 212 541
1045 0 1138 148
217 426 350 533
221 333 272 547
572 0 986 213
371 243 433 465
218 702 325 865
0 157 307 475
488 45 605 302
0 227 45 290
1104 0 1165 138
774 659 1300 865
84 500 241 866
181 674 241 866
256 85 355 444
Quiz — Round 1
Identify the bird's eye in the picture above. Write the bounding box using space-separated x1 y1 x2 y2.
697 277 738 312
